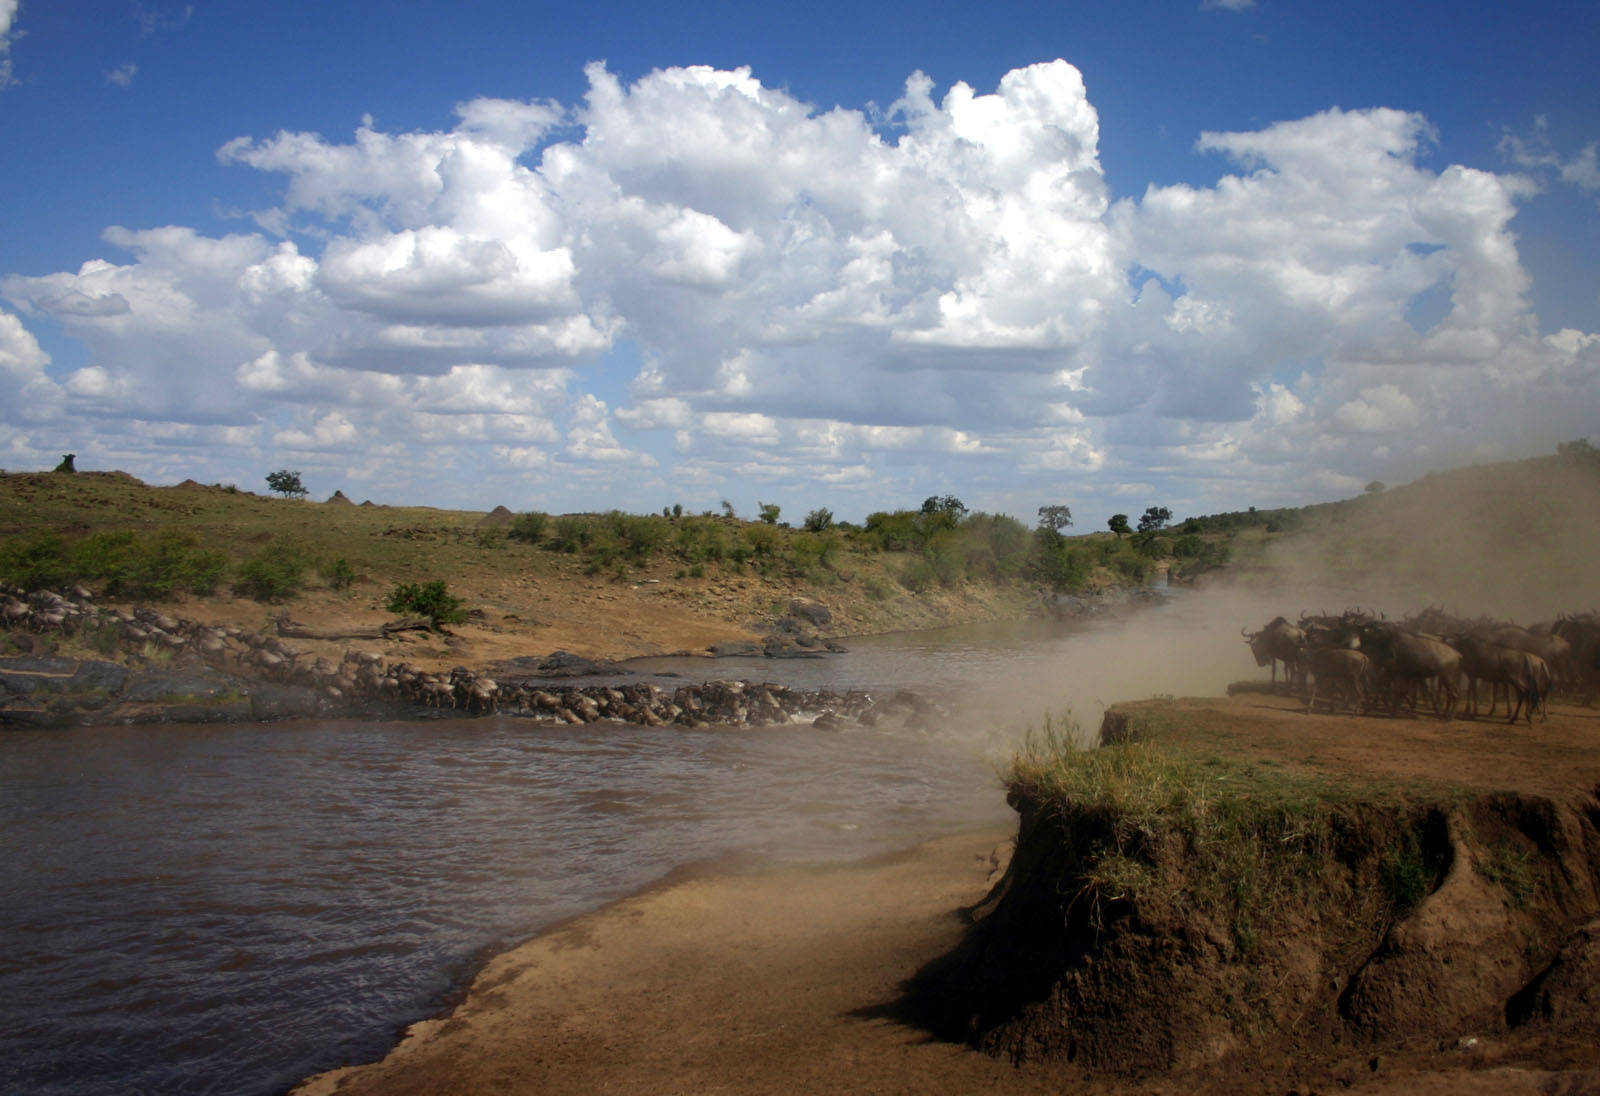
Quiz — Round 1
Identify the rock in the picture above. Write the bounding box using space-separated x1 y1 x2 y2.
249 684 322 721
786 597 832 628
530 650 625 677
123 671 241 703
70 660 129 694
709 641 763 658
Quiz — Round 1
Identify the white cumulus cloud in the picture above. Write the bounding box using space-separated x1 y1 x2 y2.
0 59 1594 516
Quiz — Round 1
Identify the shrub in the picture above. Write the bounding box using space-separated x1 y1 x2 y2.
743 522 782 557
385 580 467 627
0 533 72 590
508 511 548 544
615 513 670 560
803 507 834 533
233 545 306 602
322 557 357 591
899 556 938 592
546 515 592 553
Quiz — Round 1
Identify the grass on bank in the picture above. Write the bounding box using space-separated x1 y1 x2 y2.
0 471 1240 608
1002 713 1450 950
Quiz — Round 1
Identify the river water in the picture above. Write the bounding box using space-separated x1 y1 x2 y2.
0 591 1256 1096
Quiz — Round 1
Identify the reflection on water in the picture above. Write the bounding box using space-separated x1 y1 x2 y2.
0 594 1263 1096
0 715 1012 1095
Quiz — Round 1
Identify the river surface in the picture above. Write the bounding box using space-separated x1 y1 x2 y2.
0 592 1255 1096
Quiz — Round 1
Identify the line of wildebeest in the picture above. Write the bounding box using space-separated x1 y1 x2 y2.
1241 608 1600 723
0 584 926 729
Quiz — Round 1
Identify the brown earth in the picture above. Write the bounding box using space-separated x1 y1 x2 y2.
295 693 1600 1096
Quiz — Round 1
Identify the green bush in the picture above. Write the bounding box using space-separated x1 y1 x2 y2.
546 515 592 553
233 545 306 602
743 522 782 557
0 528 225 598
0 533 72 590
385 580 467 627
615 513 670 560
1111 550 1151 582
322 557 357 591
899 556 937 593
508 511 549 544
803 507 834 533
1028 528 1090 591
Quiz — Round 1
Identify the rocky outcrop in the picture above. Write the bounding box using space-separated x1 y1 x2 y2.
760 596 847 658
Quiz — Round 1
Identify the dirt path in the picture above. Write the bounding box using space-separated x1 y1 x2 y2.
293 696 1600 1096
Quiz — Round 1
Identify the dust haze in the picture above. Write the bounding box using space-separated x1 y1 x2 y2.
958 455 1600 748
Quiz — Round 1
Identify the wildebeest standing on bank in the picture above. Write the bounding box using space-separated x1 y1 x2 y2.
1242 616 1306 688
1552 612 1600 702
1447 631 1549 724
1300 645 1374 715
1356 622 1462 720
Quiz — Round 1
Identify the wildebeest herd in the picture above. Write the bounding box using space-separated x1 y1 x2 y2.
1242 609 1600 723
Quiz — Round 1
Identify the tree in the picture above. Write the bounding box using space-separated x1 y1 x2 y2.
1557 438 1599 465
1107 513 1131 539
803 507 834 533
1137 506 1172 533
1365 480 1386 494
52 453 76 474
1036 505 1073 532
386 580 467 629
758 502 782 525
266 469 308 499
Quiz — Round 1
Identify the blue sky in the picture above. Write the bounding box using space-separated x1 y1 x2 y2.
2 0 1597 525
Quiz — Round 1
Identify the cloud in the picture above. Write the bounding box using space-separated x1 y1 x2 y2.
0 0 19 88
105 63 137 87
1500 118 1600 201
0 60 1595 517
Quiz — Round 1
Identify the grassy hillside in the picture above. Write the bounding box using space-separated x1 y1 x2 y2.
0 473 1096 662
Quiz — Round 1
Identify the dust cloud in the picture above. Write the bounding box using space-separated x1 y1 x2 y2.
953 455 1600 750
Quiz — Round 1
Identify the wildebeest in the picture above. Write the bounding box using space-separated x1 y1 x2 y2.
1448 631 1549 724
1242 616 1306 688
1356 621 1462 720
1483 624 1572 694
1300 646 1374 715
1552 612 1600 702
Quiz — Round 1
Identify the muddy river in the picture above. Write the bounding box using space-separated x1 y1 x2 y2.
0 591 1255 1095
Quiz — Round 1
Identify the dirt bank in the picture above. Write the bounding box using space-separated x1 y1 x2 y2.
294 693 1600 1096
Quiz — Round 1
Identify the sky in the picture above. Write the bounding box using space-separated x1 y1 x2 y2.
1 1 1597 526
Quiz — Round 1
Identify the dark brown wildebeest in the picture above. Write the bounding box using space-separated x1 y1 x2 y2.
1300 646 1373 715
1485 624 1572 695
1448 632 1550 724
1357 622 1462 720
1243 616 1306 688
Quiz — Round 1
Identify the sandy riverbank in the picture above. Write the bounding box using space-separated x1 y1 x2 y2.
291 827 1075 1096
293 693 1600 1096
